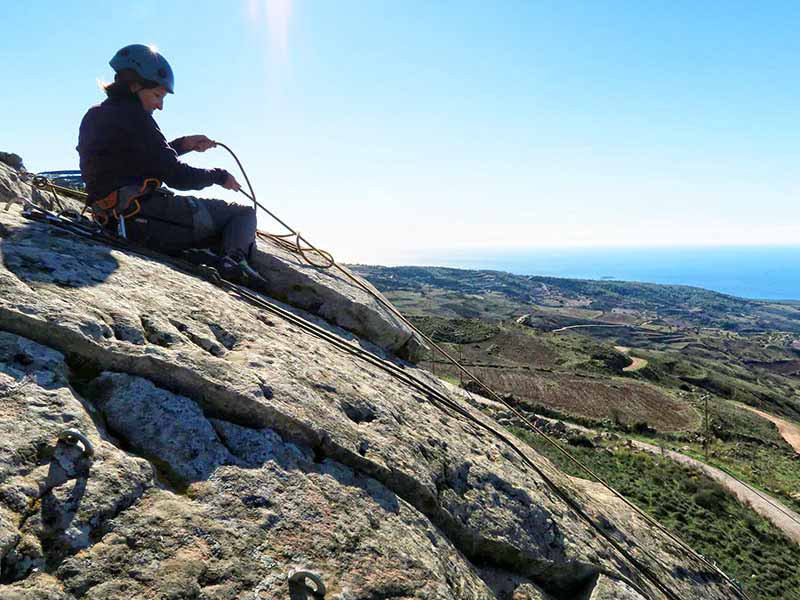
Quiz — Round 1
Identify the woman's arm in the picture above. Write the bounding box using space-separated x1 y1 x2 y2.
169 135 216 156
138 115 228 190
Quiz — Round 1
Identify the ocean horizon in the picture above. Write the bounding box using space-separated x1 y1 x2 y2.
376 246 800 302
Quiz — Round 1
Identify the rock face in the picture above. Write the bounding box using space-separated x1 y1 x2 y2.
250 239 424 361
0 161 737 599
0 163 52 211
0 152 24 171
0 161 423 361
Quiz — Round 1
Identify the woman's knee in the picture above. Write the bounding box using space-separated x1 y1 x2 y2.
225 203 256 222
237 206 257 231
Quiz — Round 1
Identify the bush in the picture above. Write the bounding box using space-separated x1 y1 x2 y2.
693 483 728 513
566 433 595 448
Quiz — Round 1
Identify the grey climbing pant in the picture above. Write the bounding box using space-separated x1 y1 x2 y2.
124 188 257 258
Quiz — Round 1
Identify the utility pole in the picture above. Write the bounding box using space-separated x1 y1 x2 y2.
459 346 464 386
703 393 710 461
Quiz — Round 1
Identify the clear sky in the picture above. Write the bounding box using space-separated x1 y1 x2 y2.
2 1 799 263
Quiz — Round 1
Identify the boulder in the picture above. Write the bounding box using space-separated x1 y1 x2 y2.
250 236 424 360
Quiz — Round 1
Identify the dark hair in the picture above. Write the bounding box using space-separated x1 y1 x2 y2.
103 68 159 99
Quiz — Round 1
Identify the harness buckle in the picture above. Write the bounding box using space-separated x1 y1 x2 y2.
91 178 162 233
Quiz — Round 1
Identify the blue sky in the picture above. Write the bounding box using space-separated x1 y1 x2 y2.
2 1 799 263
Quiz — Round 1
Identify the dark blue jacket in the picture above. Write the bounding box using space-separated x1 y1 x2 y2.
77 94 228 202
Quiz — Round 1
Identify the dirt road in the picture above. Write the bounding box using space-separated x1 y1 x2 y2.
631 439 800 544
552 323 628 333
450 385 800 545
614 346 649 372
738 404 800 454
533 413 800 544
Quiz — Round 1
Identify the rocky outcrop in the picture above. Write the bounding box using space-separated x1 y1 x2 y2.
0 152 24 171
250 240 424 360
0 161 736 598
0 163 52 212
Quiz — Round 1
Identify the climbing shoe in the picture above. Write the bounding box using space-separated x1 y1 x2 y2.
219 254 269 292
180 248 221 270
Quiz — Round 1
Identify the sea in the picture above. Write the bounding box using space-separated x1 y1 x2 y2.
388 246 800 302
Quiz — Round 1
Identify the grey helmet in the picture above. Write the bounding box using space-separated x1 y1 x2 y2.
109 44 175 93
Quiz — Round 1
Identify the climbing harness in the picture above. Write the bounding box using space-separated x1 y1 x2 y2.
16 155 750 600
287 569 326 597
20 170 157 238
58 428 95 458
89 178 160 237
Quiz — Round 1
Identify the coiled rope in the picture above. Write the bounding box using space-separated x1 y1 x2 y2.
213 142 335 268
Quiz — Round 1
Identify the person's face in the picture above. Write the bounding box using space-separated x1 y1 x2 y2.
133 85 168 113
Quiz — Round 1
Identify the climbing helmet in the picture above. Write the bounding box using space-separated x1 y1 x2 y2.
109 44 175 93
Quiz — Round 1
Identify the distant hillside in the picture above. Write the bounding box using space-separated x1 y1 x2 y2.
350 264 800 334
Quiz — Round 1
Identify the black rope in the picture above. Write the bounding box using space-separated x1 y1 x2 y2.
207 143 750 599
16 158 748 599
17 204 750 599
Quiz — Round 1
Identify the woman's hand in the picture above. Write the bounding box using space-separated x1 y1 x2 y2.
222 173 241 191
182 135 217 153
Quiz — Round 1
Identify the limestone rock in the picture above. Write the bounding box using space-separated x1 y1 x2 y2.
0 331 153 587
0 162 51 213
87 373 233 485
0 163 738 598
589 574 648 599
0 152 24 171
0 160 423 360
251 237 425 360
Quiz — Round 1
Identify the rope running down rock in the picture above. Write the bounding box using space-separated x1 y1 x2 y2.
21 153 747 600
215 143 748 600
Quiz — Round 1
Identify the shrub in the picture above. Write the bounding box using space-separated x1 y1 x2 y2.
693 482 728 513
631 421 655 435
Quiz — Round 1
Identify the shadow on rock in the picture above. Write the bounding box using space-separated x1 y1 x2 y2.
1 444 92 580
288 573 325 600
40 444 91 535
1 219 120 288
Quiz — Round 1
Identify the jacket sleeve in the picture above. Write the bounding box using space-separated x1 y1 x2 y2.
168 137 191 156
136 113 227 191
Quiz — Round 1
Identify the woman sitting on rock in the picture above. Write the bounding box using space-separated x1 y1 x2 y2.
77 43 265 287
